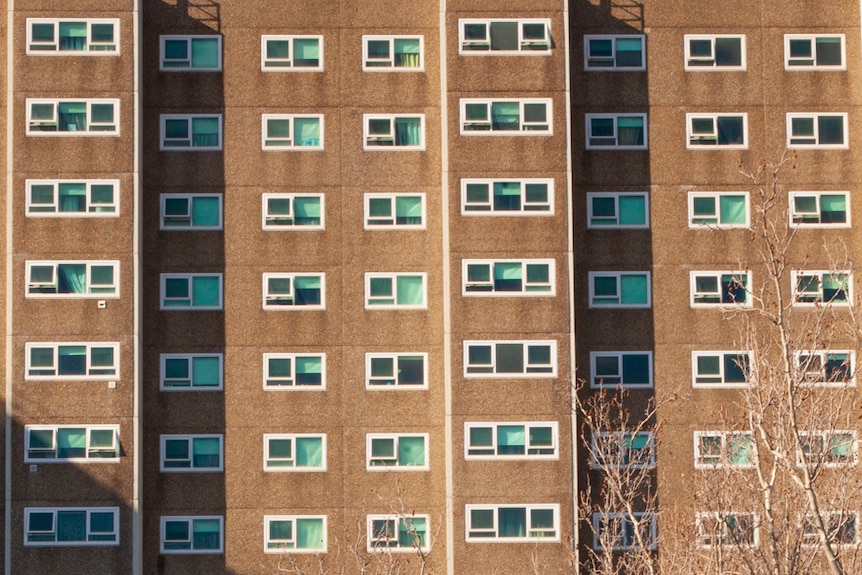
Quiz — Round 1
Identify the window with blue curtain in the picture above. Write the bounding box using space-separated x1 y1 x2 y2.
394 117 421 146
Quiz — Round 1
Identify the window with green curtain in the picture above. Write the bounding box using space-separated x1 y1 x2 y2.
718 194 746 224
729 434 753 465
295 356 322 385
394 38 421 67
820 194 847 223
397 436 425 466
823 273 849 302
57 263 86 294
190 196 220 227
294 38 320 67
58 345 86 375
491 102 520 130
398 517 427 547
395 275 423 305
58 22 87 51
192 518 221 550
620 274 648 305
498 508 527 537
617 116 644 146
624 434 651 465
395 196 422 224
57 428 86 458
294 197 321 225
191 117 219 147
615 37 643 67
296 437 323 467
497 425 526 455
296 518 324 549
394 117 421 146
493 181 522 210
619 195 646 225
493 262 522 291
294 275 321 305
192 437 221 468
58 102 86 131
191 275 220 307
828 434 853 460
190 38 219 68
295 118 321 146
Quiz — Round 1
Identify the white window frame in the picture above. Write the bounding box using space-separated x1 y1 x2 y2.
365 353 428 390
592 512 657 551
791 270 852 306
263 433 327 472
363 193 425 229
695 512 758 548
686 113 748 149
26 18 120 55
466 504 560 542
801 512 858 547
25 342 119 381
159 273 223 310
785 34 846 70
461 259 555 296
586 192 649 229
687 191 750 229
362 35 424 71
590 432 655 469
693 431 756 469
366 433 429 471
159 35 222 71
26 260 120 299
585 114 648 150
160 434 224 472
795 350 855 387
262 273 326 310
692 351 753 388
263 515 327 553
24 507 120 546
463 340 557 378
583 34 646 71
589 351 653 389
460 98 553 135
798 431 858 468
364 273 427 309
689 271 751 308
363 114 425 150
588 271 652 308
464 422 559 460
160 354 223 391
160 516 224 555
786 113 848 149
366 514 431 552
460 178 554 215
27 99 120 136
789 191 850 228
25 425 120 463
159 194 223 230
263 353 326 390
26 179 119 217
261 35 323 71
684 34 746 70
159 114 223 151
458 19 551 55
262 194 325 230
261 114 324 151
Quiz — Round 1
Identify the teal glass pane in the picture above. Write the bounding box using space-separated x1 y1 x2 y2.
531 509 555 530
821 194 846 212
295 118 321 146
57 511 86 541
164 357 189 380
90 24 115 45
498 508 527 537
367 39 390 61
296 518 324 549
719 195 746 224
296 356 322 375
294 276 320 290
268 276 291 294
464 103 488 122
193 437 221 468
396 196 422 220
593 276 618 297
29 265 54 284
192 117 219 135
370 357 394 378
29 429 55 449
618 196 646 225
89 265 114 290
267 119 291 139
294 197 321 219
163 520 190 549
30 103 55 121
191 197 220 226
59 22 87 38
526 264 549 284
371 438 394 458
164 39 188 61
398 436 425 466
494 263 522 280
470 509 494 531
589 38 612 58
29 347 54 369
31 23 55 43
192 519 221 550
191 38 219 68
396 276 424 305
165 119 189 139
620 275 648 304
191 276 220 307
268 358 292 378
89 429 115 449
369 277 392 297
697 355 721 377
57 428 86 458
266 40 289 60
818 116 845 145
269 520 292 544
395 38 421 54
294 39 319 65
296 437 323 467
467 264 490 283
89 346 115 370
469 427 493 447
369 198 391 217
30 184 55 209
192 357 220 386
622 354 650 384
269 438 293 460
399 517 426 547
530 426 554 447
89 512 115 540
164 277 189 299
789 39 812 58
498 426 526 454
90 103 115 124
490 102 520 130
465 183 489 205
164 439 189 460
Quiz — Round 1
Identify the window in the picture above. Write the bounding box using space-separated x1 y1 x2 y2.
465 422 558 460
590 352 652 389
26 261 119 298
363 36 423 70
366 353 427 389
27 19 119 54
261 35 322 70
26 342 118 380
364 115 424 149
160 273 222 310
367 515 429 552
365 273 426 309
27 99 119 135
592 512 657 550
160 194 222 230
802 512 857 546
25 425 119 462
694 431 755 468
26 180 118 217
584 35 645 70
462 259 554 296
160 35 221 71
684 35 745 70
687 113 747 148
161 435 223 472
588 272 651 308
585 114 647 150
463 341 557 377
799 431 857 467
690 271 751 307
792 271 851 305
264 353 325 389
795 351 854 386
160 115 222 150
263 194 324 229
466 505 559 541
785 34 845 69
25 508 119 546
264 434 326 471
590 432 655 469
364 194 424 229
461 99 552 134
696 513 757 548
367 434 428 470
262 115 323 150
461 179 553 214
161 516 223 554
587 193 649 229
688 192 749 228
459 19 551 54
789 192 849 227
692 351 752 388
264 516 326 553
787 113 848 149
160 354 223 390
263 273 325 309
